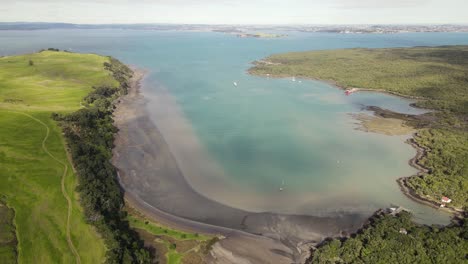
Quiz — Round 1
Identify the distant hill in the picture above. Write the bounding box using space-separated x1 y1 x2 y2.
0 22 78 30
1 22 468 33
0 22 187 30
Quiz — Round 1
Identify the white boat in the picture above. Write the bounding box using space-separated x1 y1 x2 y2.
233 81 238 86
292 76 296 82
279 179 285 191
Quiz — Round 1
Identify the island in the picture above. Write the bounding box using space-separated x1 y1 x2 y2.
212 28 287 38
249 45 468 262
235 32 286 38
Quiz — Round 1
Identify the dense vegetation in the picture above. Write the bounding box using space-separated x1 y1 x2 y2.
55 57 152 263
250 46 468 114
250 46 468 209
308 211 468 264
126 206 217 264
407 129 468 209
0 202 16 264
250 46 468 263
127 208 215 264
0 51 110 263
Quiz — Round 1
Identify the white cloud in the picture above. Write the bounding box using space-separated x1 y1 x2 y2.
0 0 467 24
332 0 429 9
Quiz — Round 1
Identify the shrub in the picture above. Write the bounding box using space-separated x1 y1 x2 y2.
56 57 151 263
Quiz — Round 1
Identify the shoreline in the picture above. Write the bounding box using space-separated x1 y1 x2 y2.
113 67 355 263
398 137 464 216
248 70 462 218
114 66 457 262
248 69 428 101
113 69 240 237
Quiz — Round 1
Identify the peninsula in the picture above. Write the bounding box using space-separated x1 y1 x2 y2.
0 50 151 263
249 45 468 262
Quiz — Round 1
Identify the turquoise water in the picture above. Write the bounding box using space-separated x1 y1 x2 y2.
2 30 468 224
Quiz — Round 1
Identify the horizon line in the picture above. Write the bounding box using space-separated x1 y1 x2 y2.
2 21 468 26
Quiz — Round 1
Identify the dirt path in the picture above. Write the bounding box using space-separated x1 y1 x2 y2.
9 111 81 264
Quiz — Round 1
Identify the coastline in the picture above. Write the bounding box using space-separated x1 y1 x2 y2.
398 137 464 216
248 70 462 219
113 66 460 263
112 67 365 263
112 69 225 236
113 68 239 236
248 69 428 100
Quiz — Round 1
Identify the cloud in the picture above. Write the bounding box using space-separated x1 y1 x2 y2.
6 0 240 10
8 0 235 4
333 0 429 9
1 0 466 24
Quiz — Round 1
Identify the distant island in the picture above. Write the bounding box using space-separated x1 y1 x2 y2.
296 24 468 34
211 28 286 38
235 32 286 38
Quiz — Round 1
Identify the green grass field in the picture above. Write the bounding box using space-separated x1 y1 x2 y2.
128 215 211 242
0 51 116 263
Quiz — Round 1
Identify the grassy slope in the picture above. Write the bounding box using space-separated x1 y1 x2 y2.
250 46 468 209
126 207 214 264
0 51 115 263
128 215 210 241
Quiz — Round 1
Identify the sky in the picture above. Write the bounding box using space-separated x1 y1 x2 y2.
1 0 467 25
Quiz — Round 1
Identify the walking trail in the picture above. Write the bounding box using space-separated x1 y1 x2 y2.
9 111 81 264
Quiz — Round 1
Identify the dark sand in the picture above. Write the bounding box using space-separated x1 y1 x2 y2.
112 70 366 263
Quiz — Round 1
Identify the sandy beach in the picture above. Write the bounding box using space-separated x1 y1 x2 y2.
112 69 366 263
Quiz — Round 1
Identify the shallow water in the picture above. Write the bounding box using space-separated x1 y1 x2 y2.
2 30 467 225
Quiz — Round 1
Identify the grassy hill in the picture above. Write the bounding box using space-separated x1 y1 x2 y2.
0 51 115 263
250 46 468 210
